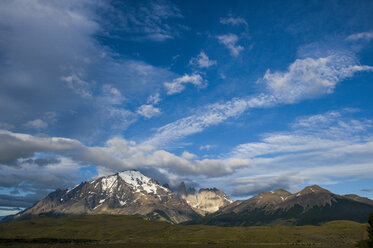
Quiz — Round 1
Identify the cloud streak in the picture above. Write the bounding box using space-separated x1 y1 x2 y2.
164 74 206 95
346 31 373 42
145 53 373 148
220 16 248 26
112 0 185 41
145 98 248 147
227 110 373 196
0 130 251 179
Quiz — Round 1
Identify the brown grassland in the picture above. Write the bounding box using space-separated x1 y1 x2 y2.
0 215 368 248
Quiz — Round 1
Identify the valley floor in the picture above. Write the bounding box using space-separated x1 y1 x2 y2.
0 215 368 248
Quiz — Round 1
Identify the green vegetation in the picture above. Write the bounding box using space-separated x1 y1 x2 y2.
0 215 368 248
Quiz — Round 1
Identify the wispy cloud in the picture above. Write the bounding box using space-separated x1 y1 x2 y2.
220 16 248 26
189 51 217 68
200 144 213 151
137 104 162 119
217 34 244 57
145 98 248 147
227 110 373 196
147 93 161 105
147 52 373 148
61 74 93 99
101 84 125 105
164 74 206 95
113 0 185 41
24 119 48 130
346 31 373 42
0 0 175 137
23 112 58 131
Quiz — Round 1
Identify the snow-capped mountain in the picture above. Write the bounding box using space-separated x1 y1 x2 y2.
177 182 232 214
11 170 199 223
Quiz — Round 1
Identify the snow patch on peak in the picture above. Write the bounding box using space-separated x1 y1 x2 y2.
118 170 151 186
101 175 118 191
118 170 166 195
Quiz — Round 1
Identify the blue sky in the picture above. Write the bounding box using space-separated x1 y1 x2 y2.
1 0 373 216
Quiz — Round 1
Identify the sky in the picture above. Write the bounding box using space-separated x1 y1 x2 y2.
1 0 373 216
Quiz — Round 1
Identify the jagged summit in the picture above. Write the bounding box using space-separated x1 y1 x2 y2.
177 181 187 197
177 182 232 214
10 170 198 224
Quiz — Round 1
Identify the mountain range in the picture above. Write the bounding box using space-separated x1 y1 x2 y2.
186 185 373 226
5 170 373 226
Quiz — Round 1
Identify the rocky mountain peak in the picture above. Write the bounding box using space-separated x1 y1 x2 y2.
177 181 187 197
177 183 232 214
297 185 330 196
11 170 198 224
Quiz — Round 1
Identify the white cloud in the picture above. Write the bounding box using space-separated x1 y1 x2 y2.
261 54 373 104
0 130 252 178
145 98 248 147
232 110 372 158
61 74 93 99
101 84 124 105
24 119 48 130
199 144 213 151
146 52 373 149
229 173 303 196
0 129 127 170
106 107 137 131
346 31 373 42
137 104 162 119
147 93 161 105
182 151 196 160
189 51 217 68
0 156 83 192
227 110 373 196
116 1 184 41
220 16 248 26
217 34 244 57
0 0 176 137
164 73 206 95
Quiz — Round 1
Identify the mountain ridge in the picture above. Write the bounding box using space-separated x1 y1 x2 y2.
186 185 373 226
4 172 373 226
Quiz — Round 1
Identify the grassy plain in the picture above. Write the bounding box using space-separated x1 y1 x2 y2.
0 215 368 247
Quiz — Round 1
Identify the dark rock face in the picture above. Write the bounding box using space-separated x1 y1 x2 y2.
9 171 199 224
177 182 187 198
